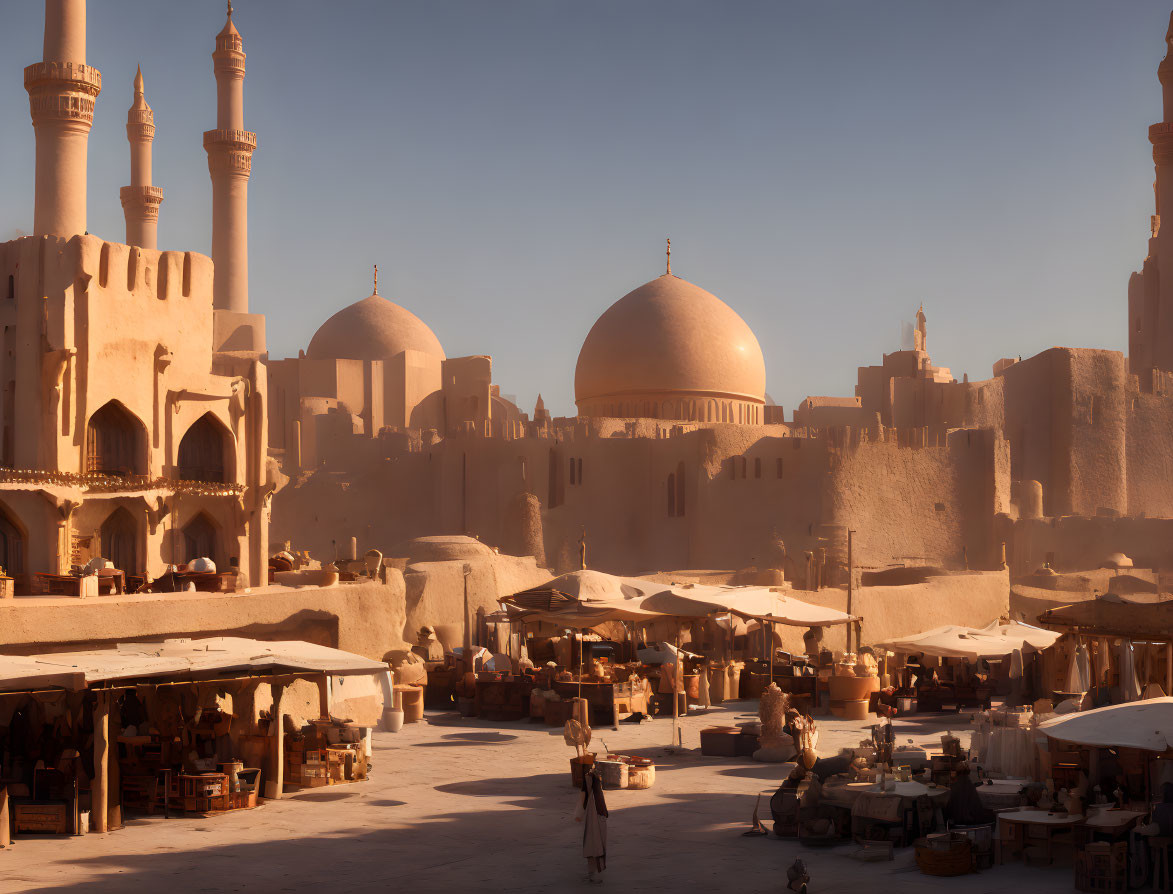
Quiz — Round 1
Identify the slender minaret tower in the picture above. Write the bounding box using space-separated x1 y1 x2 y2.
1148 11 1173 373
120 67 163 249
25 0 102 239
203 1 256 313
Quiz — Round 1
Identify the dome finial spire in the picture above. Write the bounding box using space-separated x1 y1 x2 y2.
373 264 378 295
227 0 233 17
666 237 672 276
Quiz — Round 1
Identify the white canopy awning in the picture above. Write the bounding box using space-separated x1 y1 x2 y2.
875 620 1058 661
0 637 389 693
1039 697 1173 751
502 570 857 627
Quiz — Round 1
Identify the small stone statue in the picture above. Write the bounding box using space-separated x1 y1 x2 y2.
753 683 795 762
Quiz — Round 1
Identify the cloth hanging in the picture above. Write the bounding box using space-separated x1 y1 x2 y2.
1065 641 1091 692
1118 640 1142 702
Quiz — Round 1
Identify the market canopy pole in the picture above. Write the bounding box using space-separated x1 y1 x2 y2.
92 692 109 833
847 530 855 655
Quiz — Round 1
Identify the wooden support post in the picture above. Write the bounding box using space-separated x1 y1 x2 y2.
317 675 331 720
107 695 122 831
0 785 10 848
1166 643 1172 696
265 684 286 800
92 692 109 833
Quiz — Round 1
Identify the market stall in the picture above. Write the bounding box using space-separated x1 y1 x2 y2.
0 637 390 841
874 621 1059 713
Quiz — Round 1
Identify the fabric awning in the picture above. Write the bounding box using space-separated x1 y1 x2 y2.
875 620 1057 661
501 570 856 627
1037 593 1173 641
1038 697 1173 751
0 637 389 694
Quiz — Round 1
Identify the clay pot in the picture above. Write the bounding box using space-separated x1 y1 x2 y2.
382 708 404 733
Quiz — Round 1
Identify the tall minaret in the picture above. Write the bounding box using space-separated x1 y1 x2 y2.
25 0 102 239
203 1 257 313
1147 11 1173 373
120 67 163 249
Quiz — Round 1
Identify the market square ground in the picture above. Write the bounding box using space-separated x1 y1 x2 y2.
0 703 1075 894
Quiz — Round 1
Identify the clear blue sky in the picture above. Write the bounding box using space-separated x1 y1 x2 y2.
0 1 1169 415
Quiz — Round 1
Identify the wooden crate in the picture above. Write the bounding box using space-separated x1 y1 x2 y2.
13 802 70 834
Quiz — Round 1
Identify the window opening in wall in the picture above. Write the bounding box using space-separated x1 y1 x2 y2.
776 458 783 478
177 413 229 482
739 456 747 478
667 472 676 517
86 401 144 477
570 456 576 485
754 458 761 478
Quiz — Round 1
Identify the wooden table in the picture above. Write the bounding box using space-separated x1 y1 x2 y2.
552 679 649 729
996 809 1084 865
841 780 951 846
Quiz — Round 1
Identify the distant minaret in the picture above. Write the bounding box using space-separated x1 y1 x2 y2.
120 67 163 249
1148 11 1173 372
25 0 102 239
204 1 257 313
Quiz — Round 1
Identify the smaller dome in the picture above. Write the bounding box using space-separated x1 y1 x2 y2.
392 535 492 564
307 293 445 363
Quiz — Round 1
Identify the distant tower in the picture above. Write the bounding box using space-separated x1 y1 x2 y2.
1140 12 1173 373
914 304 927 352
25 0 102 239
120 67 163 249
204 2 257 313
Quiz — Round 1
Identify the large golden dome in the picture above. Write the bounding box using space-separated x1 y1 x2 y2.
574 274 766 421
307 293 445 363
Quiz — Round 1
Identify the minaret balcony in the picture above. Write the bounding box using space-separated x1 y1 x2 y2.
203 129 257 152
120 186 165 214
24 61 101 95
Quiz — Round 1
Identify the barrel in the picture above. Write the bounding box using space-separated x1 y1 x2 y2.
626 762 656 790
597 759 629 790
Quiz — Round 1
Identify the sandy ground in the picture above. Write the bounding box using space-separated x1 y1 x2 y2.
1 702 1080 893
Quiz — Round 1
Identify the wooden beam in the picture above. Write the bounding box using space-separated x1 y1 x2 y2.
92 692 109 833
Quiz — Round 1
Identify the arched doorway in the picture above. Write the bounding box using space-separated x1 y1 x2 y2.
87 401 145 476
0 502 25 576
100 507 139 574
177 413 231 483
182 513 219 566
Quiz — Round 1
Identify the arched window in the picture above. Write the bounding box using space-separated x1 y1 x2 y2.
0 502 25 575
182 513 219 565
86 401 145 477
177 413 230 482
754 457 762 478
667 472 676 517
101 507 139 574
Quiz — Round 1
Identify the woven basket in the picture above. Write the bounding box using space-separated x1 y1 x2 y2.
915 840 972 877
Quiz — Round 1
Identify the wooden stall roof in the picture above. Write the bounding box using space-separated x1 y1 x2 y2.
1037 593 1173 641
0 636 388 693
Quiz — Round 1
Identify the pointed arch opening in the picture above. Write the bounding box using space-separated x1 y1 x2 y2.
0 500 26 577
100 506 140 574
177 412 233 483
86 400 147 477
182 512 220 567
